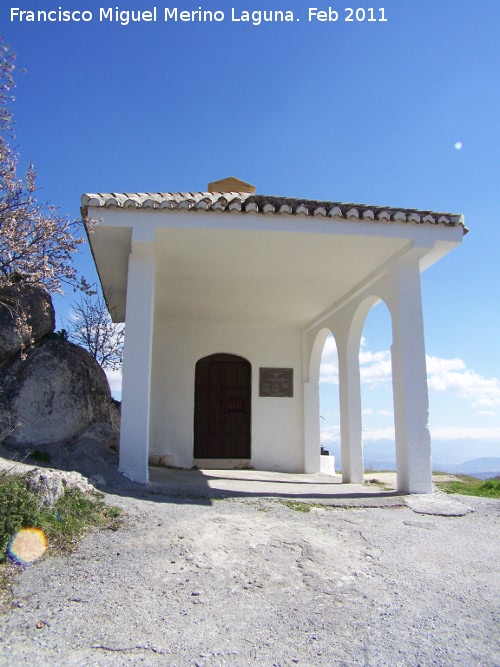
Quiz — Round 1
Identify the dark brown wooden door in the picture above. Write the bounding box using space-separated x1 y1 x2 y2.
194 354 251 459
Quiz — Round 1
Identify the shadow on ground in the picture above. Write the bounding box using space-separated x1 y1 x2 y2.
0 442 404 508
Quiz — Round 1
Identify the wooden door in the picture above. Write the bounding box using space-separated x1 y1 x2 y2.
194 354 251 459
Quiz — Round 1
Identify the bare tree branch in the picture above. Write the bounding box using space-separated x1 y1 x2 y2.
65 290 124 371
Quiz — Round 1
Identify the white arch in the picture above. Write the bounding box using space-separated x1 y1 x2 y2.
303 327 332 473
309 327 332 382
358 298 395 476
331 295 379 484
303 255 432 492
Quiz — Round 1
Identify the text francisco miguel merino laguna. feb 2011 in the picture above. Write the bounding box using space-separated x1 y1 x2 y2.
10 6 389 26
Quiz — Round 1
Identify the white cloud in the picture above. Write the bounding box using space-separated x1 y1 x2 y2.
359 337 392 386
320 424 340 443
321 334 337 361
319 363 339 385
319 336 339 385
320 424 396 444
320 335 392 386
362 427 395 441
364 424 500 444
321 422 500 444
426 355 500 408
359 349 389 364
320 336 500 410
362 408 393 418
360 350 392 387
431 426 500 442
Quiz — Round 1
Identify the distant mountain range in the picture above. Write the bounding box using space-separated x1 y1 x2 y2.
437 457 500 479
322 439 500 479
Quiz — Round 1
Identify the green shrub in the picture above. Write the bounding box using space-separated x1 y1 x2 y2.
0 473 122 562
0 474 40 562
29 450 51 464
43 488 122 552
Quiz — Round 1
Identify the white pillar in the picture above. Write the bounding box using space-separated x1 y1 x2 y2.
119 240 155 484
304 380 321 473
390 258 432 494
337 334 364 484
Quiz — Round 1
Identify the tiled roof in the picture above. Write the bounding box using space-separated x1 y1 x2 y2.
81 192 466 233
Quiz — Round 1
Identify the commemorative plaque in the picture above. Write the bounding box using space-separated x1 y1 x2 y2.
259 368 293 397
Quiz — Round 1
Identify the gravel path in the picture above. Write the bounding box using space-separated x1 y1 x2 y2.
1 487 499 667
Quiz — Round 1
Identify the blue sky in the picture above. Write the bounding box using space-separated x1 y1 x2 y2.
3 0 500 467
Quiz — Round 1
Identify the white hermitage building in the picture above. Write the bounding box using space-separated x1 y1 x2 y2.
82 177 466 494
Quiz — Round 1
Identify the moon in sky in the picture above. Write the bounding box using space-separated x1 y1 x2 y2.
454 141 463 150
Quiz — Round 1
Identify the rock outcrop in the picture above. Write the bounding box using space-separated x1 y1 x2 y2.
0 287 120 455
0 337 120 446
0 284 55 365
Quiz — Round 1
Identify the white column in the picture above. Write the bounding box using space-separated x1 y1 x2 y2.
119 240 155 484
304 380 321 473
337 334 364 484
390 258 432 494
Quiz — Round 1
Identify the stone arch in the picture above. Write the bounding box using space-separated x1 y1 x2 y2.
346 295 381 351
331 293 389 484
309 327 332 383
304 327 332 473
318 331 340 473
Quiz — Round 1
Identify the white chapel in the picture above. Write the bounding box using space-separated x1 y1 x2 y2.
82 177 466 493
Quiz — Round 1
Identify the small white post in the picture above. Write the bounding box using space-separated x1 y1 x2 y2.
390 257 432 494
119 239 156 484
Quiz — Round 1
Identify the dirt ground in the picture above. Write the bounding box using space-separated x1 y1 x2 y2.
1 465 499 667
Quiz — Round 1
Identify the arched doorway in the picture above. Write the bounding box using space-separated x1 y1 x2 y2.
194 354 251 459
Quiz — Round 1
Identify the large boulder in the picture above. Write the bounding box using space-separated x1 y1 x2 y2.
0 337 120 446
0 284 55 365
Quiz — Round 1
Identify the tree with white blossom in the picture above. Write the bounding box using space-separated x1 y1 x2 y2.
0 38 92 348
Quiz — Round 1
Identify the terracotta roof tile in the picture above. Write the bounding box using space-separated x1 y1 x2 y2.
81 192 467 234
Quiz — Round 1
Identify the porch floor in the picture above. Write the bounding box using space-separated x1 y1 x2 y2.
148 468 405 506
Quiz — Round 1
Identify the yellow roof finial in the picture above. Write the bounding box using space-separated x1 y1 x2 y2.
208 177 256 193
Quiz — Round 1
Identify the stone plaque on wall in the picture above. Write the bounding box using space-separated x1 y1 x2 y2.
259 368 293 397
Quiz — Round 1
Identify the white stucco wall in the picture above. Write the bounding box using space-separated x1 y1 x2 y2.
149 323 305 472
